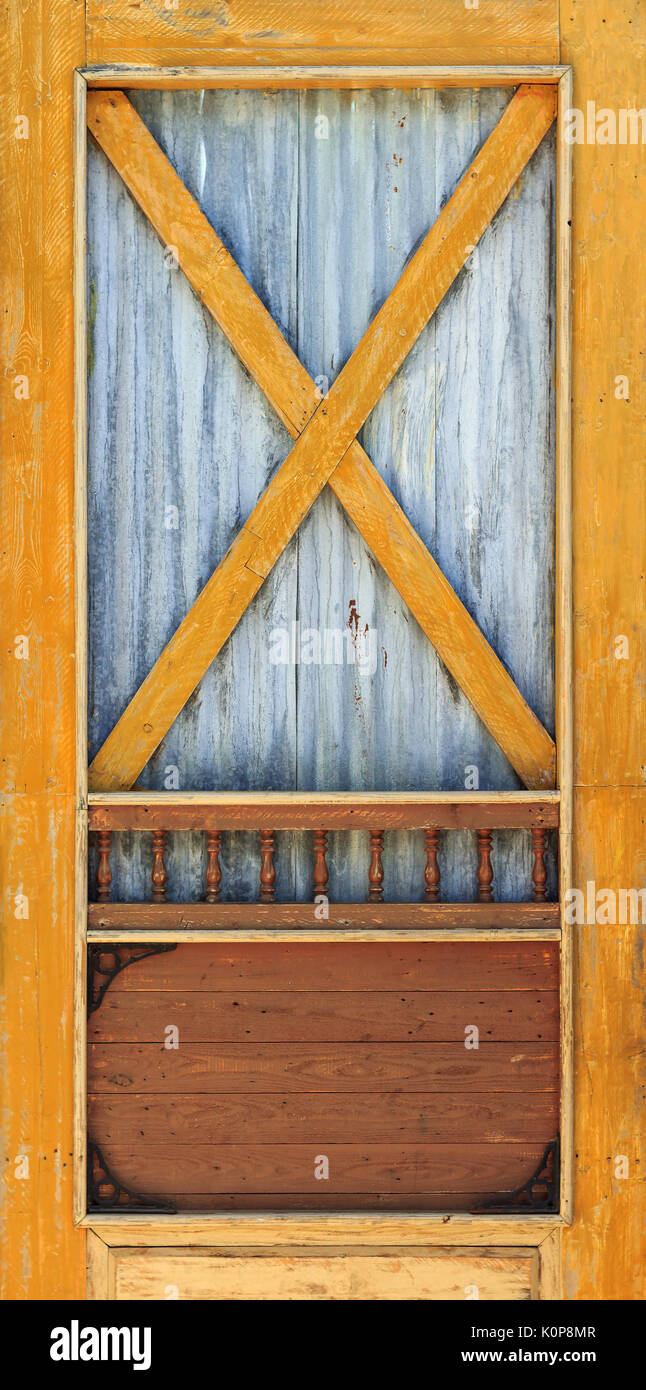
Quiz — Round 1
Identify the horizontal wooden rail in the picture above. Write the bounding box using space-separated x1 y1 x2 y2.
88 794 560 832
83 67 568 91
87 902 561 931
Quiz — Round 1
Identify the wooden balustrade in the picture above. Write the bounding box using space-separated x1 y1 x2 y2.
89 796 559 918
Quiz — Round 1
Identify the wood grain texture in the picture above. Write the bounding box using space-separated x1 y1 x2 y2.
87 988 560 1042
0 1 86 1299
558 0 646 1302
88 793 560 828
0 794 86 1296
108 1246 537 1301
89 1091 559 1145
91 1142 550 1194
86 84 556 796
97 940 560 991
87 1215 562 1246
86 1231 110 1301
87 937 557 1208
88 1041 558 1093
562 787 646 1299
563 22 646 792
85 66 568 92
85 1 560 67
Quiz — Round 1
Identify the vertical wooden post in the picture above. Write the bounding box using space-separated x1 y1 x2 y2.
96 829 112 901
312 830 329 901
424 828 440 901
531 827 548 901
259 829 276 902
151 829 168 902
476 829 494 902
368 830 385 902
205 830 222 903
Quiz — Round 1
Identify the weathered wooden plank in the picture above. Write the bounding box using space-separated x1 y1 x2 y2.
88 794 560 830
88 1041 559 1092
86 68 568 92
87 902 561 929
91 1141 548 1194
110 1247 537 1300
88 988 560 1042
99 940 560 992
562 786 646 1298
558 0 646 1302
88 1090 559 1145
87 84 557 794
86 90 313 436
87 1215 562 1246
105 1193 540 1214
86 1232 110 1302
85 1 561 67
0 0 87 1300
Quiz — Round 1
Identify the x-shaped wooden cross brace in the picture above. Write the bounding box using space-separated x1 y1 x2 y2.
87 84 557 792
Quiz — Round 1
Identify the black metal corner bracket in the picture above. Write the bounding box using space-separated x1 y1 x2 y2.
87 1141 176 1214
472 1137 560 1215
87 941 177 1016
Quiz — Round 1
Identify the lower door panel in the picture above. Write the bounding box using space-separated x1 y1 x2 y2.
97 1245 538 1301
87 940 560 1214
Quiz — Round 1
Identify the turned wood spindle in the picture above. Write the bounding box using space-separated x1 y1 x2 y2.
205 830 222 903
259 829 276 903
96 830 112 902
151 829 168 902
424 828 441 901
476 829 494 902
531 827 548 901
312 829 329 901
368 829 385 903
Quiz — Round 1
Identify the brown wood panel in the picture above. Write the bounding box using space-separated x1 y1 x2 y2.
89 798 560 831
88 1041 558 1093
128 1192 535 1212
85 1 560 67
88 902 561 929
102 941 560 992
88 989 559 1043
88 941 558 1210
94 1142 548 1195
89 1091 559 1145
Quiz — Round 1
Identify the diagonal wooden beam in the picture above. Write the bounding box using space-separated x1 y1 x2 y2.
87 86 556 792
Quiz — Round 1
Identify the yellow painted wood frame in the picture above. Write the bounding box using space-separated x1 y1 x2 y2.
72 63 573 1258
